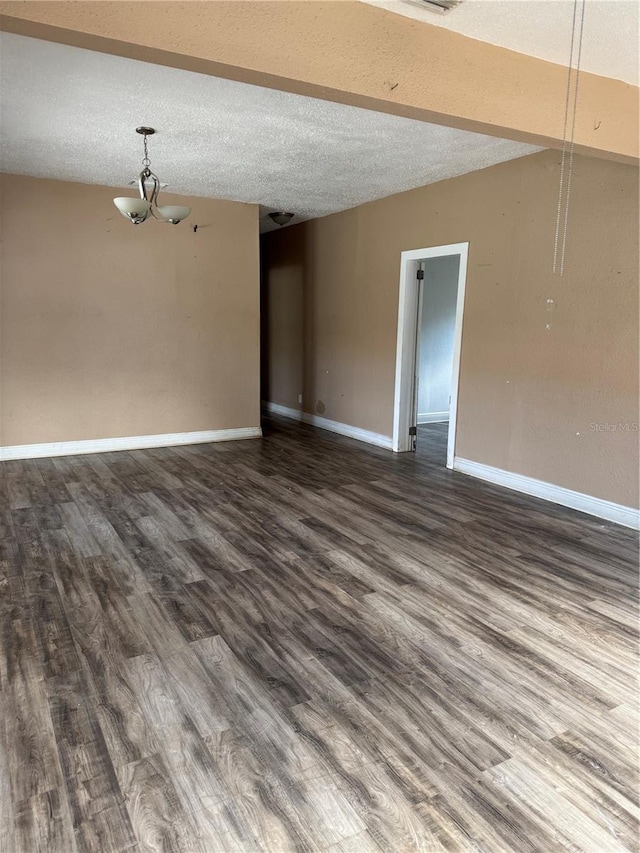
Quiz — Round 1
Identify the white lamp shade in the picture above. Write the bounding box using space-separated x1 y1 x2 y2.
113 197 151 220
156 205 191 223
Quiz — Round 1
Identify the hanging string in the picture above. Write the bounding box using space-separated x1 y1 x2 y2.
553 0 586 276
552 0 578 274
559 0 586 276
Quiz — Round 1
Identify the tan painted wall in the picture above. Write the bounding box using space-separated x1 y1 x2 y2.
260 230 305 410
0 1 637 162
262 150 639 508
0 173 260 445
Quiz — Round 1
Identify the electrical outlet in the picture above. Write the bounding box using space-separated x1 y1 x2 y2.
298 394 303 404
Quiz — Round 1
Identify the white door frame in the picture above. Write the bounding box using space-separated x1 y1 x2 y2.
392 242 469 467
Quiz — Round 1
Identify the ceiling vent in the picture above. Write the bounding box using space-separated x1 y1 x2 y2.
403 0 462 13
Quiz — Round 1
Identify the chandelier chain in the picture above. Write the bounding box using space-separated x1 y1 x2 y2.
142 134 151 169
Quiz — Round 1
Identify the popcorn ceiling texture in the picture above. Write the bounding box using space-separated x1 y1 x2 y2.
0 33 540 232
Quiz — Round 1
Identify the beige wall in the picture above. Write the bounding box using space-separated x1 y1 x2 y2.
1 173 260 445
260 230 305 410
262 150 639 508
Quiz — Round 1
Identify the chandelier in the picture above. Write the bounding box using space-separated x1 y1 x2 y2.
113 127 191 226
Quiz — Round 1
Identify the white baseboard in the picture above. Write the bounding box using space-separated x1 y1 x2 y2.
264 401 304 422
263 401 393 450
418 412 449 424
0 427 262 461
454 457 639 530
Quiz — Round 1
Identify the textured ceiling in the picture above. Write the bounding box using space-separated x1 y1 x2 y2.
0 33 541 232
362 0 639 86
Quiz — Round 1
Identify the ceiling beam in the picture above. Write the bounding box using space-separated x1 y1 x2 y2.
1 0 637 164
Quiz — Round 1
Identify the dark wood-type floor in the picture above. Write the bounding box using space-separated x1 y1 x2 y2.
1 418 638 852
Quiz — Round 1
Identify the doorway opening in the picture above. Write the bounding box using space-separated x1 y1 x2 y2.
392 242 469 467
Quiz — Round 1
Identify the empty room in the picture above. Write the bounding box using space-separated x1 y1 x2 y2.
1 1 638 851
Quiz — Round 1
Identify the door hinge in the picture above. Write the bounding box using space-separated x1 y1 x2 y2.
409 426 417 436
416 269 425 280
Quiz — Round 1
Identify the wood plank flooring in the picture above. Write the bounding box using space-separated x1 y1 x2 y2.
1 417 638 852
